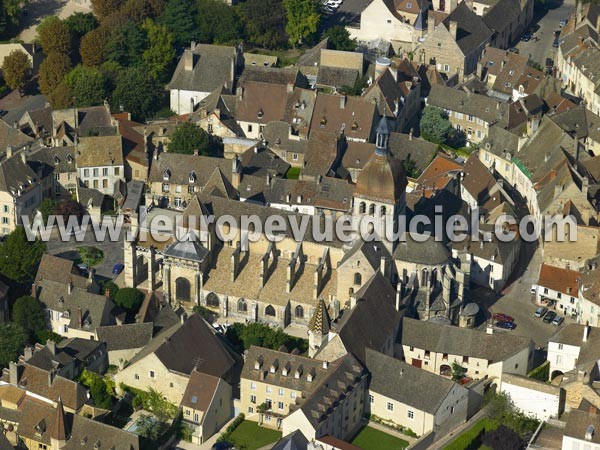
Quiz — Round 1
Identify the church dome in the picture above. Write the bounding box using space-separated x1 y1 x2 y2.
354 116 407 203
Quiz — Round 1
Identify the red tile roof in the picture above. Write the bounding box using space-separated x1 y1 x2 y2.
538 263 580 296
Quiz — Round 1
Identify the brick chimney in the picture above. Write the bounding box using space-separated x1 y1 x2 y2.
9 362 18 385
77 306 82 328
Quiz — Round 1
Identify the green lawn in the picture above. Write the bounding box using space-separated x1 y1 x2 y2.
351 426 409 450
228 420 282 450
285 167 301 179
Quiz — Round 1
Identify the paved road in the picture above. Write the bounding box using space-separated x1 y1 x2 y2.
44 224 126 281
320 0 370 29
18 0 91 43
516 0 576 66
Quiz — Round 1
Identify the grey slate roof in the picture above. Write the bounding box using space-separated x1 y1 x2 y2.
482 0 523 35
271 430 309 450
316 66 360 89
427 84 508 124
442 3 493 56
389 133 438 174
393 232 450 265
163 233 209 262
401 317 532 361
366 348 459 414
95 322 154 352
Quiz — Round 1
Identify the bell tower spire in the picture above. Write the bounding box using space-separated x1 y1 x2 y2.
375 114 390 155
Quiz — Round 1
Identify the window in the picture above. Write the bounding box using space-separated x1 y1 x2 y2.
544 288 549 294
188 185 195 194
194 413 199 422
278 388 284 396
248 407 254 413
292 153 298 161
468 115 474 122
462 356 469 364
477 130 482 139
424 350 431 360
444 64 450 71
83 169 89 177
1 217 8 225
93 168 99 177
387 19 392 23
556 355 562 365
248 125 253 133
266 386 272 393
162 183 170 193
170 383 173 388
114 167 120 176
134 374 140 380
93 180 98 189
291 391 297 398
408 410 414 419
102 179 108 189
102 168 108 176
250 394 256 403
175 185 182 193
557 293 562 299
54 173 60 181
455 112 464 120
2 205 8 213
278 401 284 410
354 273 362 286
250 382 256 390
149 371 155 378
55 185 60 195
174 197 183 208
208 124 213 133
409 346 414 351
558 343 564 350
369 395 374 403
387 402 394 411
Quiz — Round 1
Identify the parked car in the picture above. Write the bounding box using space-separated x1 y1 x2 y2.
554 29 561 37
492 312 514 322
560 18 568 27
77 263 89 276
212 442 234 450
530 284 538 294
112 263 124 274
552 315 565 326
496 321 517 330
534 306 548 318
508 47 520 54
546 58 554 68
543 311 557 323
521 33 532 42
553 38 560 48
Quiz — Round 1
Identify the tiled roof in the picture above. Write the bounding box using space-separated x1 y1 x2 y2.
310 93 376 142
181 370 221 410
538 263 580 296
427 84 508 124
76 135 124 168
308 298 331 335
95 322 154 352
35 254 88 289
442 3 492 56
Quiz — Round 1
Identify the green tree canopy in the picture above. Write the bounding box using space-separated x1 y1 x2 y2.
12 295 46 340
91 0 126 20
237 0 287 48
141 19 175 82
158 0 197 47
0 0 23 38
47 80 74 109
80 27 111 67
323 25 356 51
0 226 46 284
114 287 145 316
168 122 220 155
225 322 308 354
283 0 320 46
39 52 72 96
37 16 72 55
0 323 27 368
106 22 148 67
64 12 98 49
196 0 240 45
1 49 30 92
451 361 465 381
64 65 107 107
420 105 453 144
111 65 162 120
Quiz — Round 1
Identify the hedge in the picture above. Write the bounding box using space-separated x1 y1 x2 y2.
528 361 550 382
217 413 245 443
444 418 498 450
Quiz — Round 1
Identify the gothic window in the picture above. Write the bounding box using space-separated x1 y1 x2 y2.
265 305 276 316
380 206 386 217
175 277 191 301
238 299 248 312
369 204 376 216
295 305 304 318
206 292 219 308
354 273 362 286
359 202 366 214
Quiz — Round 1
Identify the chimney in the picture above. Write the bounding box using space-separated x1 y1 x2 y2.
449 20 458 39
409 128 413 140
6 145 13 159
339 95 346 110
77 306 82 328
395 282 402 311
180 312 187 324
184 50 194 71
380 256 387 277
48 369 55 387
48 340 56 356
190 41 196 51
23 346 33 361
584 323 590 342
105 288 110 299
428 15 435 31
31 282 37 298
68 279 73 295
9 362 18 385
313 262 323 299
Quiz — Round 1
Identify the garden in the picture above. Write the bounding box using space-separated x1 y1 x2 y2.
351 425 409 450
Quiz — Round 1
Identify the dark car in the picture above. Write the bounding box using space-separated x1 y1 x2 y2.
554 29 561 37
543 311 557 323
560 18 568 27
546 58 554 68
492 313 514 322
508 47 520 54
496 321 517 330
529 24 540 34
521 33 532 42
553 38 560 48
552 315 565 326
212 442 234 450
112 263 124 274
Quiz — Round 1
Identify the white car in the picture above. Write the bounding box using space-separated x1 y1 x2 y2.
326 0 342 7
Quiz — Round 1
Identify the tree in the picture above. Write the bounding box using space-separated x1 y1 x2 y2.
323 25 356 51
486 391 539 437
38 199 57 223
114 287 144 315
39 52 72 96
64 65 107 107
196 0 240 45
80 27 110 67
37 16 72 55
53 199 86 224
0 226 46 284
420 106 453 144
192 304 217 323
106 22 148 67
141 19 175 82
482 425 525 450
47 80 74 109
64 12 98 39
451 361 465 381
2 49 30 93
256 402 268 425
0 323 27 368
100 280 119 300
237 0 286 48
225 322 308 353
12 295 46 340
158 0 197 47
283 0 320 46
91 0 126 20
403 154 421 178
120 0 167 23
168 122 215 155
35 330 63 345
111 65 162 120
79 369 113 408
136 414 165 440
0 0 23 38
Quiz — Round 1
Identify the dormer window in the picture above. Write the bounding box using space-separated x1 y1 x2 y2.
188 171 196 183
351 121 359 130
257 108 264 119
163 169 171 181
67 154 73 163
58 297 64 304
254 357 263 370
53 155 60 164
294 365 303 379
81 436 88 445
94 440 101 450
320 117 327 127
270 359 278 373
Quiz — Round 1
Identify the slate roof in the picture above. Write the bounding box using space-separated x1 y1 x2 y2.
236 81 290 125
427 85 508 124
76 135 124 168
0 149 40 196
302 129 340 178
239 147 290 178
316 66 360 89
167 44 236 93
149 152 232 187
272 430 309 450
310 93 376 142
238 67 304 87
394 232 450 265
482 0 523 34
35 253 89 289
366 348 460 414
163 233 209 262
127 313 235 378
442 3 493 56
389 132 438 174
400 317 532 361
95 322 154 352
564 409 600 444
28 146 77 174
